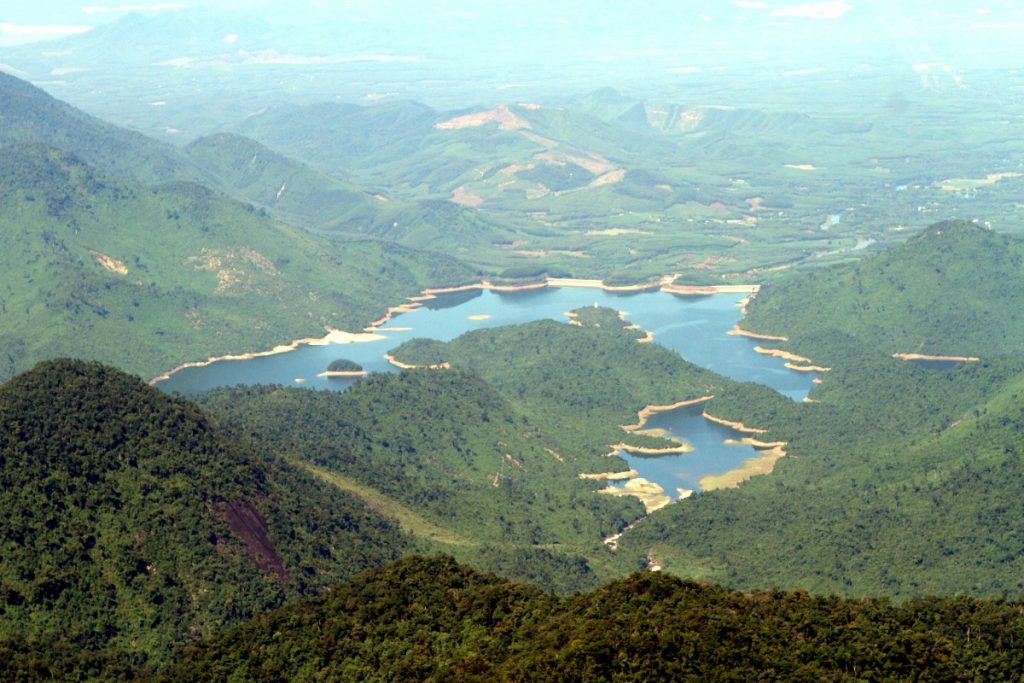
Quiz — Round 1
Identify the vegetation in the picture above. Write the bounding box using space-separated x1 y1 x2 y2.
164 556 1024 682
621 223 1024 597
0 359 409 668
326 358 363 373
6 38 1024 680
195 370 646 592
0 143 475 380
389 317 746 457
744 220 1024 363
566 305 646 340
0 72 202 186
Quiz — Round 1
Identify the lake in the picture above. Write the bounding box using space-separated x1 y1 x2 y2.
158 286 817 499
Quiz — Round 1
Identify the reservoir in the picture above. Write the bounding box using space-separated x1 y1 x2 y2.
158 286 817 499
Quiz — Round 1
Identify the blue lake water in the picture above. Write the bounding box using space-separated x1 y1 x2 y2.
158 287 816 498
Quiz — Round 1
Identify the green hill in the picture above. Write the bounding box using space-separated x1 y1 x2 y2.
743 220 1024 363
163 555 1024 681
0 143 474 380
0 73 504 259
617 224 1024 597
196 369 645 592
184 132 520 254
0 359 409 667
389 316 761 457
0 72 201 186
232 100 443 178
183 132 382 229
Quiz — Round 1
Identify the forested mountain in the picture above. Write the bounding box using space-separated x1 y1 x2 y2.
197 367 645 593
743 220 1024 363
163 556 1024 682
0 143 473 379
0 360 409 670
618 223 1024 597
0 72 202 186
389 316 773 458
182 132 382 229
0 73 504 265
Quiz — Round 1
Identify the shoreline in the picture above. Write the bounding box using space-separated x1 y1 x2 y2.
149 274 761 385
621 395 715 432
599 477 671 514
702 430 788 490
726 324 789 342
892 352 980 362
662 283 760 296
784 362 831 373
753 345 812 364
148 329 386 384
579 469 639 481
383 353 450 371
317 370 368 378
612 441 694 456
699 444 787 490
701 411 768 434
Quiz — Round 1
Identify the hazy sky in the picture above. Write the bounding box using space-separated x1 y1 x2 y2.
2 0 1022 73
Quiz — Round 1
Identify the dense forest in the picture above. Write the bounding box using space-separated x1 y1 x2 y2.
163 556 1024 682
197 369 645 592
621 223 1024 596
389 314 756 458
743 220 1024 363
0 143 475 380
0 360 410 669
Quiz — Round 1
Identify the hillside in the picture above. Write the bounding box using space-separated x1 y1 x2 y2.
743 220 1024 363
0 360 409 667
617 224 1024 597
163 555 1024 681
0 144 474 379
389 316 774 457
196 369 646 593
183 132 382 229
0 72 201 186
185 132 520 249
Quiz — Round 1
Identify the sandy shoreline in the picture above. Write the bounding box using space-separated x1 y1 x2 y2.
579 469 639 481
621 395 715 432
702 411 768 434
892 352 980 362
612 441 694 456
784 362 831 372
383 353 450 371
317 370 368 378
149 274 761 385
700 445 786 490
599 477 671 513
726 325 789 342
662 283 760 296
148 329 386 384
548 276 669 291
702 431 788 490
753 345 812 364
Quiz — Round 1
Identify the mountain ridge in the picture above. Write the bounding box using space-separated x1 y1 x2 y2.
0 359 410 665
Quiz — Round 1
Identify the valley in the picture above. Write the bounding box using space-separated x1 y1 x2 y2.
3 3 1024 678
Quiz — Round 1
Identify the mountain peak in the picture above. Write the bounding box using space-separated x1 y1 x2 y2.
916 219 991 240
